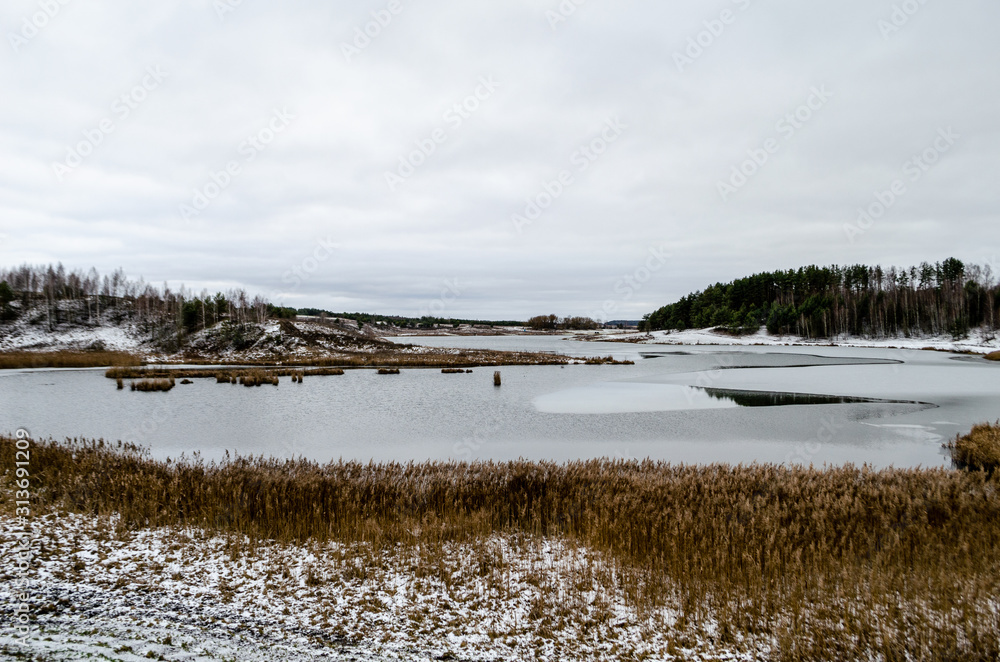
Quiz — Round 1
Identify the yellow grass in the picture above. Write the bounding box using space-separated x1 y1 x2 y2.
985 351 1000 361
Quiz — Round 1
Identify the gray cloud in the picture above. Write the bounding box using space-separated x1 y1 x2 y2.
2 0 998 319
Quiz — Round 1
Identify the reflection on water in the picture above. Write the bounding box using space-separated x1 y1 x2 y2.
532 383 930 415
700 387 923 408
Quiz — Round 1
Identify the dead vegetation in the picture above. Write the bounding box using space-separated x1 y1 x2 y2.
986 351 1000 361
4 436 999 661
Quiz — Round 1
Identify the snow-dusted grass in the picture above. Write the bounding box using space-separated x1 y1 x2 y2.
0 513 753 661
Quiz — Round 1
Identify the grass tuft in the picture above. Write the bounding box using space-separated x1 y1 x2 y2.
949 421 1000 472
130 378 174 392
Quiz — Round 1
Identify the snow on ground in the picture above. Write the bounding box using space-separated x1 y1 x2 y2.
0 513 762 661
0 317 144 353
591 327 1000 354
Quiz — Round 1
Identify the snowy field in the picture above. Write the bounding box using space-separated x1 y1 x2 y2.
590 327 1000 354
0 513 760 661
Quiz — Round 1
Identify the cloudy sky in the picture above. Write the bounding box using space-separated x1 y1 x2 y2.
1 1 998 320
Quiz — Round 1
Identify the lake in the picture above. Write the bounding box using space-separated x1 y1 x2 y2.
2 336 997 468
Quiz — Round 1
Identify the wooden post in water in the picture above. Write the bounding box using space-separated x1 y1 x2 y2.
494 371 501 387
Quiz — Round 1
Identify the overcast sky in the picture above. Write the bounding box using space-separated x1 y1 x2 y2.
1 1 998 320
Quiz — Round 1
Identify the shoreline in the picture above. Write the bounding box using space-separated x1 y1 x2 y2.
576 326 1000 355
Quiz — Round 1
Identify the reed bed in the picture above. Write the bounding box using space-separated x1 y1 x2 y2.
4 436 998 660
129 378 174 392
441 368 473 374
986 351 1000 361
0 350 142 370
377 368 400 375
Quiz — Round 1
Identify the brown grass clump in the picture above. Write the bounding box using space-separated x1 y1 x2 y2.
493 371 501 386
116 377 123 390
949 422 1000 472
378 368 400 375
2 437 999 661
239 369 278 387
129 378 174 392
442 368 473 374
0 350 142 370
985 351 1000 361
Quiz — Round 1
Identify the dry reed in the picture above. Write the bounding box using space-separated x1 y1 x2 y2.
949 421 1000 472
494 371 501 386
3 437 999 660
378 368 400 375
986 351 1000 361
239 369 279 387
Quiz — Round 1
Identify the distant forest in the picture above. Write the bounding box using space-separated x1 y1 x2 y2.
0 264 523 338
643 258 999 339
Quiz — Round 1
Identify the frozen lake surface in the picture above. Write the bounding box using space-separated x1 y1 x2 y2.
2 336 997 468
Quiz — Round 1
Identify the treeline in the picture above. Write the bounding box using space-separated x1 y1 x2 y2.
0 263 277 345
527 315 600 331
644 258 999 339
296 308 524 329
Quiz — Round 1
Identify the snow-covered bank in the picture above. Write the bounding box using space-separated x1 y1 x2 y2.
0 513 757 661
590 327 1000 354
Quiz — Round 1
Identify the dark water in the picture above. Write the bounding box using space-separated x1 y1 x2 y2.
1 338 997 468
